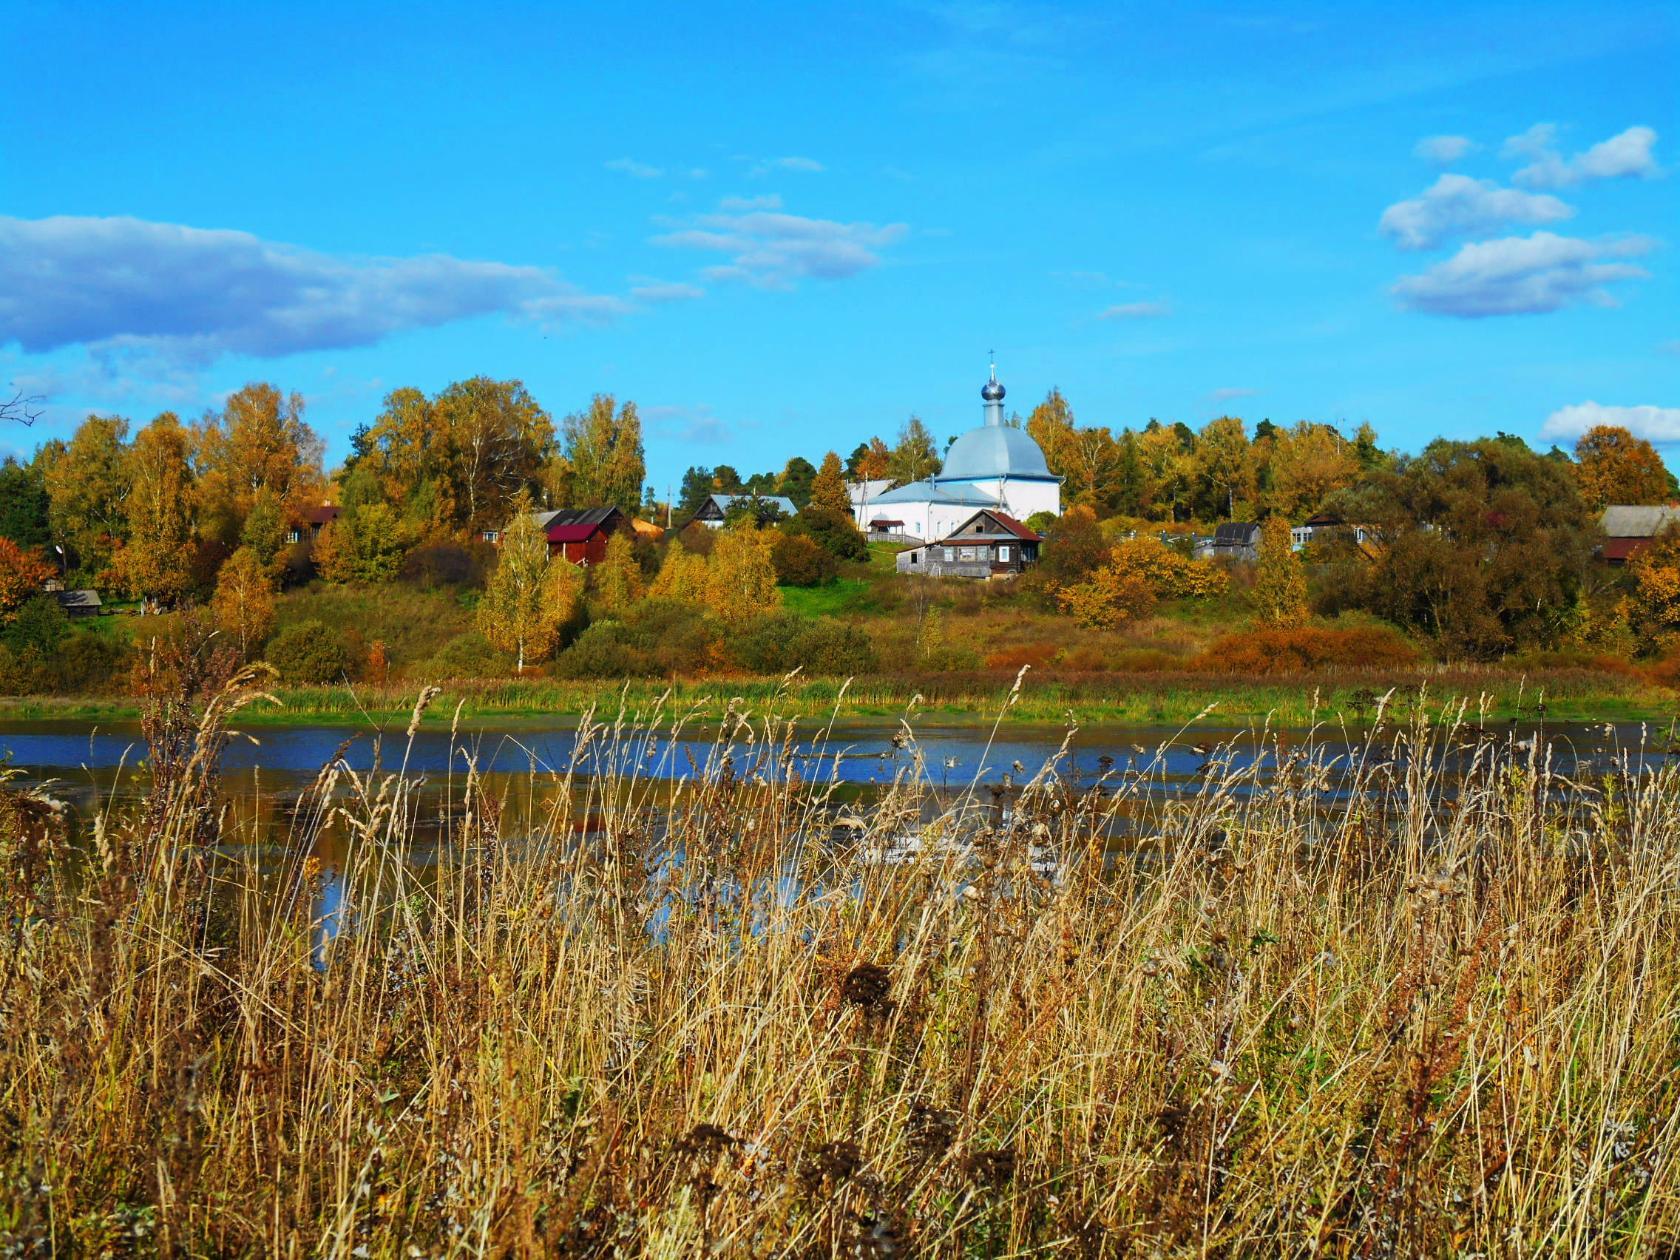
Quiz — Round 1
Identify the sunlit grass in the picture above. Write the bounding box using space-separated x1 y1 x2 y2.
4 669 1680 1253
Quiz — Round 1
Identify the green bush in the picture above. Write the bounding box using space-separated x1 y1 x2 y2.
728 613 877 675
552 622 644 679
1 594 70 658
264 619 357 684
422 631 514 680
772 533 839 587
783 506 868 561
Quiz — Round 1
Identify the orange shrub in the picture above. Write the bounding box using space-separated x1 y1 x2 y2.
983 642 1061 671
1194 625 1417 675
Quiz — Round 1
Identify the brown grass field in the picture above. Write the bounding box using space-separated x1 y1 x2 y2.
3 665 1679 1256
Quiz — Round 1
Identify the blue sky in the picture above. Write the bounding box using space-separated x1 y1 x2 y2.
2 0 1676 490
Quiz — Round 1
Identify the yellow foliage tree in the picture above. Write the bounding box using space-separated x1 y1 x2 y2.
1055 535 1225 628
1251 516 1308 627
478 492 581 670
211 546 277 658
593 531 645 616
706 526 780 627
1574 425 1673 511
121 412 197 611
649 544 711 605
810 451 852 517
1629 528 1680 644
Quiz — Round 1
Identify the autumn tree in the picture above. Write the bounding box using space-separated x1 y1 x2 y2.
1026 389 1126 513
0 538 54 621
1264 422 1359 520
314 503 415 585
41 414 130 575
1135 423 1195 521
239 487 289 572
849 437 892 481
1193 417 1257 520
478 491 580 670
561 393 645 514
887 415 941 485
707 525 781 627
649 543 711 605
809 451 853 518
1251 516 1308 626
1628 527 1680 646
1574 425 1675 511
211 546 277 658
193 383 324 544
592 532 645 616
120 413 197 611
1353 436 1592 656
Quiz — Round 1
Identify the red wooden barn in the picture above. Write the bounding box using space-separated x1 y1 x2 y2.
534 507 629 565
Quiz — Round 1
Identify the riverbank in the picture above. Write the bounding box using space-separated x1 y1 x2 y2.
3 664 1675 729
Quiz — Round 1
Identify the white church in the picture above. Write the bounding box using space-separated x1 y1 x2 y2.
851 363 1062 542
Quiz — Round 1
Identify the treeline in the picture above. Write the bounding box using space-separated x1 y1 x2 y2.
0 379 646 600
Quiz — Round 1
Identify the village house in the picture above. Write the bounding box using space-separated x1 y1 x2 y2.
532 506 630 564
1290 512 1375 552
1599 505 1680 564
691 493 798 528
895 509 1042 578
285 503 341 546
1196 521 1261 562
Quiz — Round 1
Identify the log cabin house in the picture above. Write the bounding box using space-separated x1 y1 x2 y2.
895 509 1042 578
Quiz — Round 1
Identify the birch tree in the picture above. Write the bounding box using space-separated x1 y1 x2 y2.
478 493 580 670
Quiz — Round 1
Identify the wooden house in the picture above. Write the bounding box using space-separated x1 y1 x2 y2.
533 507 629 565
1600 505 1680 564
895 509 1041 578
285 504 342 546
692 493 798 528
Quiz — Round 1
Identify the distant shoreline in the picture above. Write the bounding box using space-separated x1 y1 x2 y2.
2 667 1675 730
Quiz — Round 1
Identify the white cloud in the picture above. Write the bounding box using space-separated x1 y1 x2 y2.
718 194 783 211
605 157 664 179
1379 174 1573 250
1099 301 1171 319
1391 231 1653 317
629 280 705 303
0 214 627 365
1541 400 1680 444
1210 387 1258 401
652 206 907 288
1501 122 1558 160
1509 124 1661 188
1414 134 1476 164
748 155 825 177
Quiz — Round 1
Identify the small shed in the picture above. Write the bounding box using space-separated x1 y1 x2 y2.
55 589 102 618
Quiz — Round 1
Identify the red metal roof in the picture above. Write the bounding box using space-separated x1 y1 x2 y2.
546 522 609 543
987 511 1041 541
303 505 341 525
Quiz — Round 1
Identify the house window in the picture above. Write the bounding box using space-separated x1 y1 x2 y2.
943 547 956 562
483 530 500 544
910 552 919 565
285 528 302 545
998 545 1011 562
959 547 976 561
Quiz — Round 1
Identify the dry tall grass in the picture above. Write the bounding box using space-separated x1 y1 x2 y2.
4 668 1680 1255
